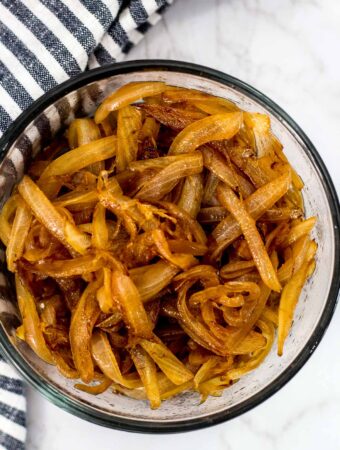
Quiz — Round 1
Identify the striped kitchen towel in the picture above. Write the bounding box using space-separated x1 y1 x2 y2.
0 0 173 137
0 0 172 448
0 357 26 450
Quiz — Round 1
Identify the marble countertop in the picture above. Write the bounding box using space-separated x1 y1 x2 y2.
26 1 340 449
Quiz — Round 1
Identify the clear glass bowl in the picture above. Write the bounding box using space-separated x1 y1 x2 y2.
0 61 339 433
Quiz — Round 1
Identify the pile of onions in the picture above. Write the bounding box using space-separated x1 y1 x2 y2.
0 82 316 408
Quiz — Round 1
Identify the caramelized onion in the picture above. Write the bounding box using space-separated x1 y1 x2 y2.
0 81 316 409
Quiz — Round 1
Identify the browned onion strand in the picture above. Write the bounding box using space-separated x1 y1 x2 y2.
0 82 316 408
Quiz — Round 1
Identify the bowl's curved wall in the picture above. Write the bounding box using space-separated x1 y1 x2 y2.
0 62 338 431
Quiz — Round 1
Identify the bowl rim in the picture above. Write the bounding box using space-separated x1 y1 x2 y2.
0 59 339 433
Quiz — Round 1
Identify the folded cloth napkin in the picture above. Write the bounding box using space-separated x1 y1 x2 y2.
0 0 173 137
0 0 172 448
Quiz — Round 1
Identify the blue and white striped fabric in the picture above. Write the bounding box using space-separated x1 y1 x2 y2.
0 0 172 447
0 0 173 136
0 358 26 449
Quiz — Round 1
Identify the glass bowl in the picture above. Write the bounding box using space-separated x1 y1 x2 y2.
0 60 339 433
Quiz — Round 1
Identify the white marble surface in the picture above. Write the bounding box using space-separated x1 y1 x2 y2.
26 1 340 449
